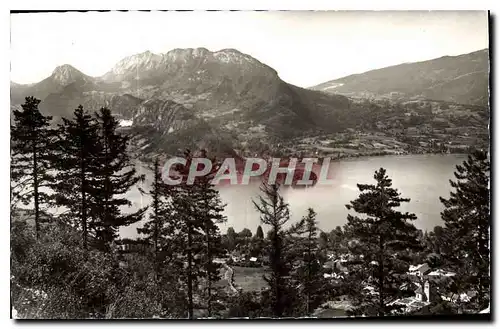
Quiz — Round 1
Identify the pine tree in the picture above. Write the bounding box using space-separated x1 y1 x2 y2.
11 97 55 238
191 163 226 318
238 228 253 254
327 226 347 260
52 106 101 250
424 225 450 255
344 167 421 316
318 231 329 250
91 108 145 250
136 156 187 316
250 225 266 258
252 182 293 318
329 226 344 250
290 208 326 315
439 150 490 311
255 226 264 240
169 149 206 319
137 157 176 276
226 227 237 251
239 228 253 239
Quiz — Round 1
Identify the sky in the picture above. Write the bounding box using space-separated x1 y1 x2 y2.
10 11 489 88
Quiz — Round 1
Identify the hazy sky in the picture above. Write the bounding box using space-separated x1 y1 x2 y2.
10 11 489 87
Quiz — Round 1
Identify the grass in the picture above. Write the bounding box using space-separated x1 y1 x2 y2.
231 266 268 292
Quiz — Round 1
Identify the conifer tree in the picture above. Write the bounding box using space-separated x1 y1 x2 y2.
226 227 237 251
250 225 266 258
439 150 490 311
91 107 145 250
318 231 329 250
329 226 344 250
191 160 226 318
11 97 55 238
423 225 449 255
255 226 264 240
52 106 100 250
169 149 205 319
289 208 326 316
137 157 176 276
136 156 187 316
253 182 293 318
344 167 420 316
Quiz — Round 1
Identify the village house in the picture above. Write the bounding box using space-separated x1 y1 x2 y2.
112 240 153 254
388 297 430 314
408 263 431 278
428 269 456 278
387 280 433 314
387 265 459 314
213 258 227 264
229 251 245 263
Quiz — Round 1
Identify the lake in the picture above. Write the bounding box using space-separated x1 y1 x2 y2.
119 153 468 238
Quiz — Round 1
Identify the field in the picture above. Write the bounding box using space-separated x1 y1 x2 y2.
231 266 268 292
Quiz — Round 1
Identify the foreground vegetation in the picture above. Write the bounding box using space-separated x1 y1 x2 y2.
11 97 490 318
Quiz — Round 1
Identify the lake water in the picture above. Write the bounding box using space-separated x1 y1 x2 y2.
119 154 468 238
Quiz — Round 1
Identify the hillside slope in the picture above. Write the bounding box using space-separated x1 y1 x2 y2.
312 49 489 106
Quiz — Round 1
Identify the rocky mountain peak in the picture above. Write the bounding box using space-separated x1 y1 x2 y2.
51 64 86 85
213 48 256 65
102 47 278 82
164 47 210 58
104 50 164 80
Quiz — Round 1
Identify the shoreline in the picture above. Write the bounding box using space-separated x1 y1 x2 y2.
327 150 468 163
137 149 469 168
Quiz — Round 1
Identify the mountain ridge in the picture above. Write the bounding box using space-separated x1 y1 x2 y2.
11 47 279 86
312 49 488 87
11 47 354 157
10 47 489 159
311 48 489 106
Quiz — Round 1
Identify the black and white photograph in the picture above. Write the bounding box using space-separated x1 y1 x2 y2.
9 10 491 319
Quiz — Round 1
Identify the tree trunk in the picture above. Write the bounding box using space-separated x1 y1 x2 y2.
306 229 314 315
187 221 194 319
32 141 40 239
81 150 87 250
378 235 384 317
153 188 159 282
102 141 110 250
273 227 282 317
272 195 283 318
206 223 212 318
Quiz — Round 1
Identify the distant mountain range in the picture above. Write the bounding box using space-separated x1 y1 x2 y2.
11 48 353 155
10 48 490 157
311 49 489 106
10 48 349 130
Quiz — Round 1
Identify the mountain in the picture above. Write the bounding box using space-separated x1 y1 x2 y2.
11 64 98 107
11 48 351 155
102 50 165 82
311 49 489 106
10 48 489 158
